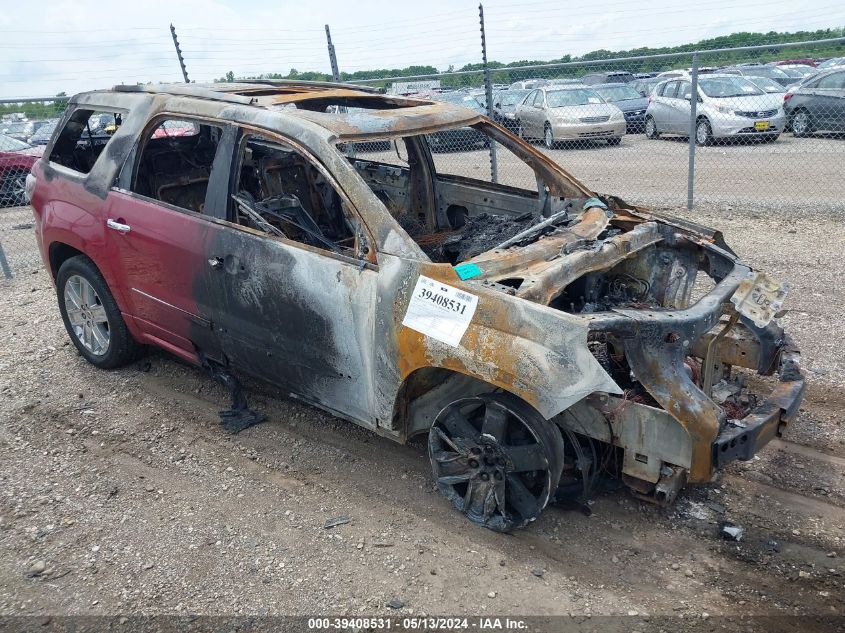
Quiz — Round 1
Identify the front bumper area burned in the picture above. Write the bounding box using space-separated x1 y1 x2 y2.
585 249 805 485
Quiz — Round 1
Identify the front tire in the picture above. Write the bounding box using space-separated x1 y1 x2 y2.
544 123 556 149
57 255 141 369
644 116 660 139
695 118 713 146
429 392 565 532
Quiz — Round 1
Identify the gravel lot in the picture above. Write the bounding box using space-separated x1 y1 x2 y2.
0 202 843 630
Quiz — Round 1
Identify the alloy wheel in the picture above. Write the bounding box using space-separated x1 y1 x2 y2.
63 274 111 356
10 172 27 204
792 111 809 136
696 120 711 145
429 394 561 532
544 125 554 149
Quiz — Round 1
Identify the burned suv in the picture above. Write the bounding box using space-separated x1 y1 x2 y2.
28 81 804 532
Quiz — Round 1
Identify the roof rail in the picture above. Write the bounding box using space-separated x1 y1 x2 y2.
112 84 258 105
243 79 384 94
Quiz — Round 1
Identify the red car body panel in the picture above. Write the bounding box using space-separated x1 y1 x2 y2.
101 189 213 359
29 159 207 366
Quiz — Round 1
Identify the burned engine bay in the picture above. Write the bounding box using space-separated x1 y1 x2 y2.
416 198 802 498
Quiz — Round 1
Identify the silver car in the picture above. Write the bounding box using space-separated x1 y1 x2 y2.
515 86 626 148
645 74 786 145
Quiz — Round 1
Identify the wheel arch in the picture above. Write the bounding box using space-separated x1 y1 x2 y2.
48 241 85 280
391 331 620 440
393 366 537 440
46 238 134 330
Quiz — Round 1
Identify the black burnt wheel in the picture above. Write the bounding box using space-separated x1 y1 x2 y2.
429 393 565 532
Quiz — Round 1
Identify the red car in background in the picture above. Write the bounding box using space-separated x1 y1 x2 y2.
0 133 43 207
775 58 817 68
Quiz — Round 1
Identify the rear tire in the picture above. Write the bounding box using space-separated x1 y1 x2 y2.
56 255 142 369
791 109 813 137
644 116 660 139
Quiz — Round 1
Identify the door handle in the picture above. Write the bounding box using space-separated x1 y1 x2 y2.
106 219 131 234
208 257 224 270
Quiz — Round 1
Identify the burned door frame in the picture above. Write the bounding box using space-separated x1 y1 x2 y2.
198 125 381 427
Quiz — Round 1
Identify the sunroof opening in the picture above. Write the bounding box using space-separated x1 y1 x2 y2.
269 95 431 112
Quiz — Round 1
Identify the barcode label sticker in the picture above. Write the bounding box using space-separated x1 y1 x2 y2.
402 275 479 347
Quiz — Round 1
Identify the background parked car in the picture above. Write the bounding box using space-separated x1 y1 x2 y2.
515 85 626 148
778 64 818 80
428 92 489 151
645 75 784 145
0 133 43 207
1 120 35 142
783 68 845 137
632 76 663 97
744 75 787 96
818 57 845 70
492 88 531 131
546 78 582 86
28 119 60 146
509 79 548 90
580 70 635 85
775 58 817 68
592 82 649 132
722 64 799 87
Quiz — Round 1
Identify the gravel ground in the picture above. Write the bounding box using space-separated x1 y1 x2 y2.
0 204 843 630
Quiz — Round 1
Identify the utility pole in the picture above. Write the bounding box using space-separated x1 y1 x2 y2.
686 52 699 209
170 24 190 83
479 3 498 183
325 24 340 82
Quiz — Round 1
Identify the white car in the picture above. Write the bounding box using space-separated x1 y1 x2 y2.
645 75 785 145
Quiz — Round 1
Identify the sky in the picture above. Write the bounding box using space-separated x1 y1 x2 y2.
0 0 843 99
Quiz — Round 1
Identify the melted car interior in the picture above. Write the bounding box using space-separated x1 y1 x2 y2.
49 108 123 174
230 135 360 257
131 119 219 214
341 124 575 264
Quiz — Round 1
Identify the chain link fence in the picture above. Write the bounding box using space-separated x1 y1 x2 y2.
354 37 845 215
1 98 67 277
2 37 844 278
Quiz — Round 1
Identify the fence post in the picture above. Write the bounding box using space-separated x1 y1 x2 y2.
0 240 12 279
170 24 190 83
325 25 341 82
686 52 699 210
479 3 498 184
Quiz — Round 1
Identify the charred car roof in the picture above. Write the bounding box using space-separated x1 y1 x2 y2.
71 81 482 141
